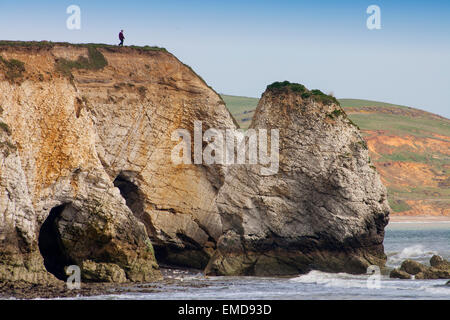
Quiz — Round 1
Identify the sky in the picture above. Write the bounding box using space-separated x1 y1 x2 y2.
1 0 449 117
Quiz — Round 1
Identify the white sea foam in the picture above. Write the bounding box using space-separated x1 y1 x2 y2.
388 244 438 266
34 227 450 300
290 270 370 289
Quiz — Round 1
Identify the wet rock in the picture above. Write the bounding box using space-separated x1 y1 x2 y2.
415 268 450 280
81 260 127 283
400 260 428 275
390 268 411 279
396 256 450 280
430 255 450 270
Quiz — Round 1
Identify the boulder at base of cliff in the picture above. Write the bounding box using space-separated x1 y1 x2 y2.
205 81 391 276
81 260 127 283
400 259 429 275
390 268 412 279
393 256 450 280
430 255 450 270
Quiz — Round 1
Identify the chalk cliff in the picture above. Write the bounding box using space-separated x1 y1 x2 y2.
0 43 390 284
205 82 390 276
0 42 235 283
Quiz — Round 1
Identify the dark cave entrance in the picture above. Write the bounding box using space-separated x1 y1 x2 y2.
113 173 209 270
113 173 157 243
38 204 74 281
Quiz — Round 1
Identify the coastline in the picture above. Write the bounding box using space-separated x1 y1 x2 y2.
389 215 450 223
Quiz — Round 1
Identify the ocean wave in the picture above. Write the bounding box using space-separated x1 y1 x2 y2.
388 244 437 266
290 270 371 289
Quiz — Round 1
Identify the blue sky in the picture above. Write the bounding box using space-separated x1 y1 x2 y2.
1 0 449 117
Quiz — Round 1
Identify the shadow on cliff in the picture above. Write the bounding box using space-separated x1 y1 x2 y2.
38 204 75 281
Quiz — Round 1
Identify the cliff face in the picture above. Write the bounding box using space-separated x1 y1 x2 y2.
206 83 390 276
0 43 235 283
0 44 390 284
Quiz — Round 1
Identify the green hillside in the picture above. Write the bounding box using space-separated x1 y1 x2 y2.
221 94 259 128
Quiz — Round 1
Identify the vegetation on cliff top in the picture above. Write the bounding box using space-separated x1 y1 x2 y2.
266 81 340 106
0 55 25 82
0 41 167 82
56 46 108 76
0 40 167 52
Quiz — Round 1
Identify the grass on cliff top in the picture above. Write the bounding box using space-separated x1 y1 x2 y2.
0 40 167 52
266 81 340 106
56 47 108 75
56 46 108 76
0 55 25 82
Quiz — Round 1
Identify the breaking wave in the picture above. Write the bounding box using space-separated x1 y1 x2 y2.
388 244 438 267
290 270 371 289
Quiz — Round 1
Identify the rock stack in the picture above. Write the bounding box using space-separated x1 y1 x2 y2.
206 82 390 276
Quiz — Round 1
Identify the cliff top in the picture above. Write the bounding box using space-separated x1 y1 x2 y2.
0 40 167 53
266 81 340 106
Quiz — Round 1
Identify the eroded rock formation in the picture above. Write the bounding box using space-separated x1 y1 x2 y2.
0 44 390 284
205 82 390 276
0 42 235 283
390 255 450 279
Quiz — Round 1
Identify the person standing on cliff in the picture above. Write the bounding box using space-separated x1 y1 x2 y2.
118 30 125 46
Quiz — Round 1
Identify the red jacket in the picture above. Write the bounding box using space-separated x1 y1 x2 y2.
119 32 124 40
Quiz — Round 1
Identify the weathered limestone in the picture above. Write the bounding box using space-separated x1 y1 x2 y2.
205 82 390 276
0 45 391 283
0 43 235 283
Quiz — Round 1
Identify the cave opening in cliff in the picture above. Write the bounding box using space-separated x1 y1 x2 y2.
113 173 157 244
38 203 74 281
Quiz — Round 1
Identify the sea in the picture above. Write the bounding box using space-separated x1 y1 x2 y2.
72 222 450 300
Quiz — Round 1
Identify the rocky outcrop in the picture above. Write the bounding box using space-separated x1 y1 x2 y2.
205 82 390 276
399 260 429 275
0 43 390 283
389 268 411 279
0 42 235 283
415 255 450 279
430 255 450 270
390 255 450 279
